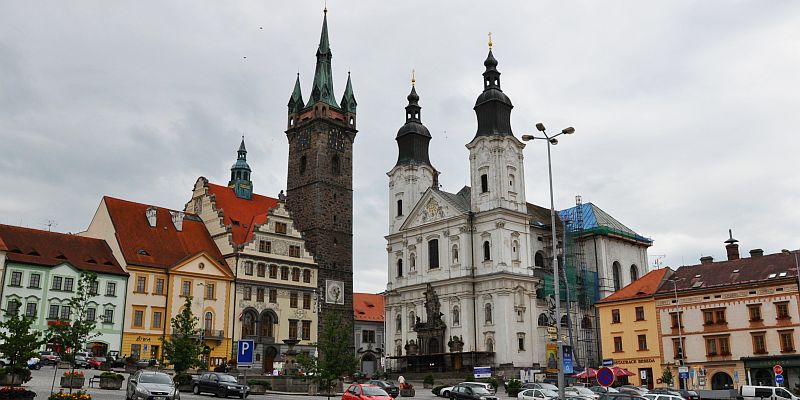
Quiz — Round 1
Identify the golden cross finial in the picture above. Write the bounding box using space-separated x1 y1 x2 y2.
324 0 327 13
488 32 493 50
412 69 416 86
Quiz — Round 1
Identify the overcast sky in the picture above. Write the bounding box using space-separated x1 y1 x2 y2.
2 1 799 294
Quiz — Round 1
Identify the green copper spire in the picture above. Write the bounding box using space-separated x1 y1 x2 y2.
306 8 339 108
288 73 304 114
229 136 253 200
340 72 357 114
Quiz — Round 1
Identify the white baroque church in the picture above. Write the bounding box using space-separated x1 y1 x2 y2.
383 46 652 373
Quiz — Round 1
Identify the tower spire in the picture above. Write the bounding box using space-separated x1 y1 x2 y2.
307 8 338 108
229 137 253 199
340 71 357 114
395 77 434 169
288 73 304 113
473 38 514 138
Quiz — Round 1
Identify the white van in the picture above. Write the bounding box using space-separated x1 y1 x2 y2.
740 385 800 400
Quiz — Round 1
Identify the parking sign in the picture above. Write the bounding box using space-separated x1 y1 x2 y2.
237 339 254 366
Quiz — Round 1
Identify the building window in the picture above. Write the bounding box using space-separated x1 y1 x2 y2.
51 276 63 290
59 307 71 320
154 278 164 295
703 308 727 325
512 240 519 261
152 311 163 329
9 271 22 287
581 316 592 329
181 281 191 297
410 254 416 271
780 331 795 352
612 262 622 291
752 333 767 354
638 334 648 350
397 200 403 217
303 293 311 309
672 338 685 359
244 261 254 276
6 300 20 315
452 245 459 264
396 314 402 332
289 246 301 257
136 276 147 293
28 273 40 289
480 174 489 193
243 286 252 301
275 222 287 234
331 156 341 175
670 312 683 328
748 304 762 321
64 277 74 292
428 239 439 269
204 312 213 332
48 304 59 319
517 333 525 351
483 241 491 261
257 263 266 277
706 336 731 356
133 310 144 328
106 282 116 296
259 240 272 253
614 336 623 352
86 307 96 322
269 265 278 279
630 264 639 281
290 292 298 308
103 309 114 324
256 288 265 302
281 266 289 280
89 280 99 295
131 344 141 359
485 303 493 324
486 338 494 353
453 306 460 326
561 315 568 327
25 302 37 318
269 289 277 303
776 302 791 320
611 309 621 323
363 330 376 343
635 306 645 321
302 321 311 340
534 252 545 268
289 320 298 339
300 155 307 174
409 311 416 329
303 269 311 283
292 268 300 281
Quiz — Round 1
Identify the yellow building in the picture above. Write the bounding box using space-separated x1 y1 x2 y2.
596 268 672 388
83 196 234 367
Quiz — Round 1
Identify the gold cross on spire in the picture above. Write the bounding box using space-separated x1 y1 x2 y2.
488 32 493 50
412 69 416 86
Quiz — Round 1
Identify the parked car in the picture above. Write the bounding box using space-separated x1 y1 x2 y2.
126 370 179 400
618 387 648 396
600 393 648 400
0 356 40 370
39 351 61 366
645 394 683 400
647 389 682 398
740 385 800 400
675 390 699 400
590 387 620 394
87 356 106 369
566 386 601 399
343 384 393 400
441 382 497 398
73 355 89 369
109 356 127 368
450 384 498 400
518 388 558 400
191 373 250 398
366 380 399 398
523 383 559 391
136 358 160 369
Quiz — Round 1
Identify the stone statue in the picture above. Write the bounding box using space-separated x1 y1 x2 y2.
424 283 442 324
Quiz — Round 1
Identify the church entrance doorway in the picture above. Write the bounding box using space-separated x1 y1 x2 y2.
263 346 278 373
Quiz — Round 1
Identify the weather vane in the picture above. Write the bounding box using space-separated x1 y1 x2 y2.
412 69 416 86
488 32 493 50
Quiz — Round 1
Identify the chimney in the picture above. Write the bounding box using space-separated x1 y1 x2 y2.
145 207 157 227
700 256 714 264
750 249 764 257
724 229 740 261
170 211 185 231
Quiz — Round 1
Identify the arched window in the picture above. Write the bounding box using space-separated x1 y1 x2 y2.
452 245 459 264
535 251 545 268
242 310 257 337
485 303 493 324
410 253 416 271
395 314 402 333
409 311 416 329
483 241 491 261
452 306 460 326
581 316 593 330
630 264 639 282
397 200 403 217
481 174 489 193
561 315 568 327
332 156 341 175
397 259 404 277
428 239 439 269
281 266 289 280
204 312 213 332
538 313 550 326
260 312 274 338
512 240 520 261
612 261 622 291
486 338 494 353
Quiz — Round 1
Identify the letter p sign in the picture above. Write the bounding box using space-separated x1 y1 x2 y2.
237 339 254 366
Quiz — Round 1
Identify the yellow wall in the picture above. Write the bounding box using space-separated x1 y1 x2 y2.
597 297 664 386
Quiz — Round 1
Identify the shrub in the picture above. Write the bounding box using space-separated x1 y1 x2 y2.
247 379 272 389
424 375 435 385
432 385 447 396
506 379 521 396
481 377 498 389
98 372 124 381
0 367 32 383
173 373 193 386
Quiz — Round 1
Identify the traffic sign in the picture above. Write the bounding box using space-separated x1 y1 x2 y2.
563 346 573 374
237 339 254 366
774 365 784 375
474 366 492 379
597 367 615 387
602 358 614 367
776 374 784 385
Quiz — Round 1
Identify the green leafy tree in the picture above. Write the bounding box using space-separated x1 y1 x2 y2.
661 369 674 386
298 312 358 400
0 300 47 382
162 296 204 374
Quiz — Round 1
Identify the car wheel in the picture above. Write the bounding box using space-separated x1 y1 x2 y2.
193 385 201 395
217 388 227 398
442 391 450 398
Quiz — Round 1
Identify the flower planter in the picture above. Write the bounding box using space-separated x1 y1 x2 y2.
0 374 25 387
249 385 268 395
0 387 36 399
99 378 123 390
60 377 85 389
400 388 415 397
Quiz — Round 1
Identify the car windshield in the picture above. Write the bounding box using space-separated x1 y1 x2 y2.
362 387 389 396
574 387 594 395
644 395 657 400
542 389 558 397
219 375 238 383
140 374 172 384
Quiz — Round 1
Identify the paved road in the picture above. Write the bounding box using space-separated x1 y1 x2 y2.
24 368 441 400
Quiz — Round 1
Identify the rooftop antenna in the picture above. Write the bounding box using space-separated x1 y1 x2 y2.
649 254 666 269
45 220 58 232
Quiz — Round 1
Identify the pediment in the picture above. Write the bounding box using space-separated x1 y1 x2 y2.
400 190 465 231
170 252 233 279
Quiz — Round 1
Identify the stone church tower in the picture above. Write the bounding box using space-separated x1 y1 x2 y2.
285 9 357 329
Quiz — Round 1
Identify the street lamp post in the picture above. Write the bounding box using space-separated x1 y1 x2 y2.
522 123 575 400
670 279 686 389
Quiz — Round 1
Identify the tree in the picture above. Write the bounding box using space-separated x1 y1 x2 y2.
661 368 674 386
0 300 47 382
162 296 204 374
297 312 358 400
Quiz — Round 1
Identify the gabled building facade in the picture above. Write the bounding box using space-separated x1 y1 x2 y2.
354 293 385 375
0 224 128 356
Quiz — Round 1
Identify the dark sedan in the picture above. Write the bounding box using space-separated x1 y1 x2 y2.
367 380 400 398
191 373 250 398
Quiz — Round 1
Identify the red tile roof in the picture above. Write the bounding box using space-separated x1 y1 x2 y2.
206 183 279 245
353 292 384 322
103 196 226 270
655 251 797 294
598 268 671 303
0 224 127 276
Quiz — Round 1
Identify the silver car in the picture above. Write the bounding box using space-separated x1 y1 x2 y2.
126 370 180 400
